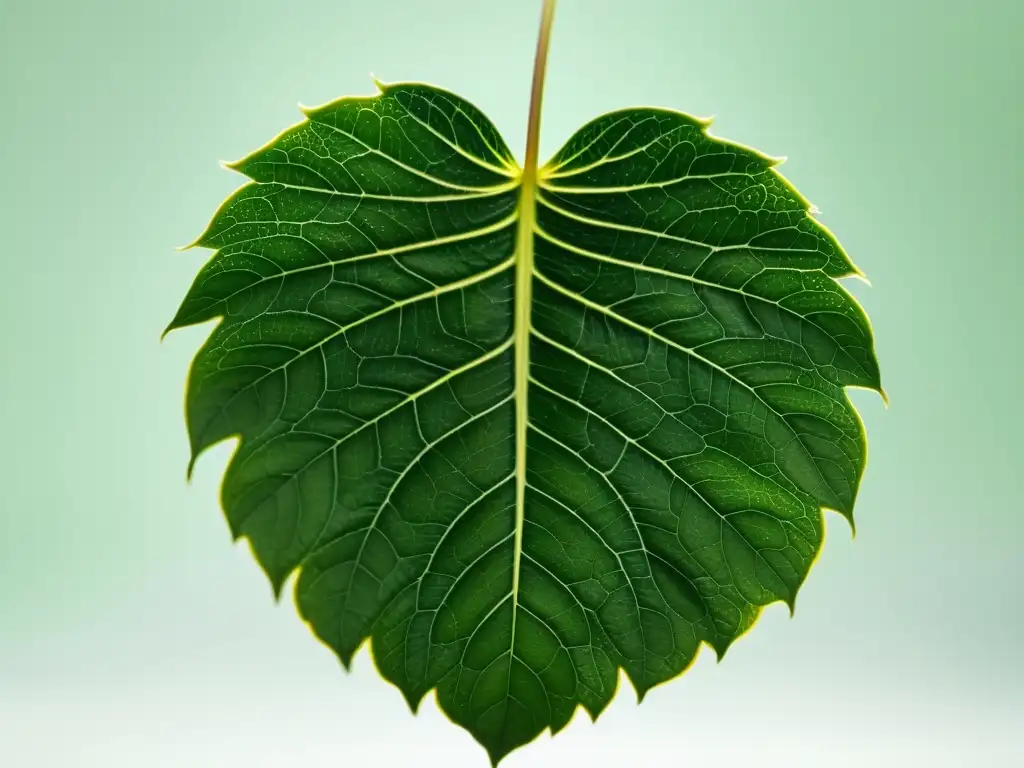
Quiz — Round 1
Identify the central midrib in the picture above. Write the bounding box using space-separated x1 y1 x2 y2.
510 168 535 657
509 0 556 676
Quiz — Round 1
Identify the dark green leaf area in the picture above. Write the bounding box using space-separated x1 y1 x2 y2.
170 84 881 765
169 83 520 594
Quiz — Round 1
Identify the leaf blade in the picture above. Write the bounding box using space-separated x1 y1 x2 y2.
169 83 881 765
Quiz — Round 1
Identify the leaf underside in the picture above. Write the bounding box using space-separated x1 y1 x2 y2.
168 81 882 765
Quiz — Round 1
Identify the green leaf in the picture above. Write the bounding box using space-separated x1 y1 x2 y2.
168 77 881 763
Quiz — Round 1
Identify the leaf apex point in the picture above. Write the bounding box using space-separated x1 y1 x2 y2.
711 636 734 661
850 268 872 286
267 572 286 601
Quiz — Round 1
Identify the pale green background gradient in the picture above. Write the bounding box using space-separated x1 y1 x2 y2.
1 0 1021 765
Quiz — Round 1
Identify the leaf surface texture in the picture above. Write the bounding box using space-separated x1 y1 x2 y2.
169 82 881 764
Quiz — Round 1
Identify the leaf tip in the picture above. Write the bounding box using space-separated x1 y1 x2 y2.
849 267 872 286
878 386 890 408
696 114 715 128
335 643 357 672
704 631 741 664
486 745 510 768
783 594 799 618
370 72 390 92
400 688 426 715
623 668 650 704
270 581 286 603
769 154 789 167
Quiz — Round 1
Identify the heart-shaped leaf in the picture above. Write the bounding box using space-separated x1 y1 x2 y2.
168 76 881 763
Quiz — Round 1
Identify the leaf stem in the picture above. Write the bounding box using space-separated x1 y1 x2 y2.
523 0 556 178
